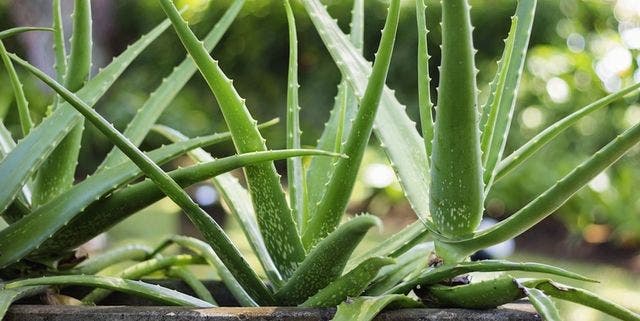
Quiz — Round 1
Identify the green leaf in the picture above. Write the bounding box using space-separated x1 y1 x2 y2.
302 0 401 249
152 124 284 288
415 0 433 160
275 215 381 306
301 256 395 307
0 27 52 40
82 254 204 304
167 266 218 305
98 0 245 171
52 0 67 83
159 0 305 279
165 236 257 307
522 279 640 321
421 275 524 309
301 0 432 230
74 244 154 275
0 18 170 214
430 0 483 241
4 133 234 263
495 82 640 182
304 0 364 232
523 287 562 321
0 122 31 222
6 54 276 305
284 0 306 233
33 0 93 207
5 275 215 307
444 118 640 258
330 295 423 321
31 148 338 261
0 286 48 321
480 0 537 192
364 242 432 296
387 259 595 295
0 41 33 136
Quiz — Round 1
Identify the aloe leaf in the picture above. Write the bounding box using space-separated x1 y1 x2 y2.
159 0 305 279
305 0 364 230
445 119 640 258
301 0 432 229
33 0 93 207
347 221 430 270
524 279 640 321
0 18 170 214
421 275 524 309
0 122 31 221
0 286 48 321
166 236 257 307
364 242 432 296
387 260 595 295
481 17 519 190
480 0 537 192
0 27 52 40
523 287 562 321
284 0 306 232
430 0 483 244
52 0 67 82
330 295 423 321
415 0 433 159
301 0 401 249
98 0 245 171
6 275 215 307
167 266 218 305
0 41 33 136
152 124 283 288
301 256 395 307
275 215 381 306
495 82 640 182
74 244 154 275
82 254 204 304
31 148 339 260
3 133 236 261
5 55 276 306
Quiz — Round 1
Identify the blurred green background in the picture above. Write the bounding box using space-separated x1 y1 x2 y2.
1 0 639 319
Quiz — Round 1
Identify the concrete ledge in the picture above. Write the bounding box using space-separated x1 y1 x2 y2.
6 303 540 321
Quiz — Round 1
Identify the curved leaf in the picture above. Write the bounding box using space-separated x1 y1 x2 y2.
330 295 422 321
523 287 562 321
302 256 395 307
167 236 257 307
6 275 214 307
159 0 304 279
275 215 381 306
6 54 275 305
82 254 203 304
98 0 245 171
0 19 170 214
302 0 401 248
0 27 52 40
388 259 595 295
74 244 153 275
523 279 640 321
152 124 283 288
496 82 640 182
300 0 432 231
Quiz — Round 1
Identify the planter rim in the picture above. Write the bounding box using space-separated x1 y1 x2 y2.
7 302 540 321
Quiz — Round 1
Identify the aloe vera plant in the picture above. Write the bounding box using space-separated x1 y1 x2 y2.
1 1 639 321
